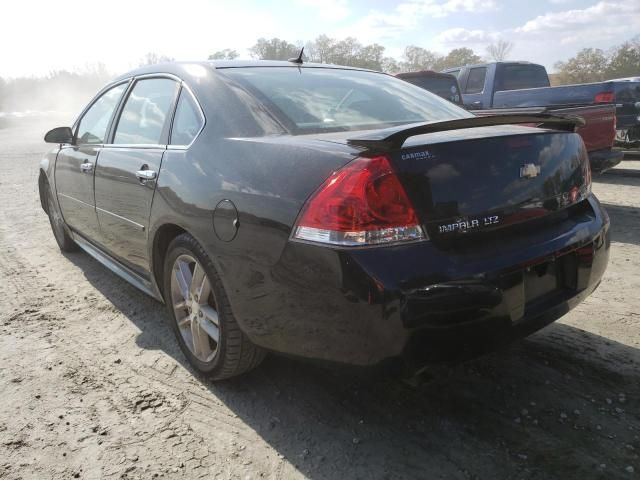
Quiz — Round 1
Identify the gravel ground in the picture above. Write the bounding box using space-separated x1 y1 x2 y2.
0 119 639 480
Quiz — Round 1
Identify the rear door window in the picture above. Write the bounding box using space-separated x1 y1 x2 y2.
464 67 487 94
113 78 179 145
76 84 127 145
497 65 550 91
170 89 204 146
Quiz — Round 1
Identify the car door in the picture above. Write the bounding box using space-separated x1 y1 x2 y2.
55 82 128 241
93 76 180 275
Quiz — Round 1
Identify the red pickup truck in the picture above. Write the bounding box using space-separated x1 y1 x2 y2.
398 71 622 173
475 105 621 173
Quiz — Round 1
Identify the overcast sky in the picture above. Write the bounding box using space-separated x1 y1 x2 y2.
2 0 638 77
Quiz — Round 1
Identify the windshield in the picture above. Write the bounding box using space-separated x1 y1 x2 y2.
220 67 472 134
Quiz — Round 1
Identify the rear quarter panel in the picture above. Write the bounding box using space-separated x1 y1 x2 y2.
560 104 616 152
147 128 356 334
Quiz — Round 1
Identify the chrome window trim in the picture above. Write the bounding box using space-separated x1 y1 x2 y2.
133 72 183 83
167 82 206 150
72 73 205 151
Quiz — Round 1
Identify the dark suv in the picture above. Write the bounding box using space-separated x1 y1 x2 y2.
396 71 462 105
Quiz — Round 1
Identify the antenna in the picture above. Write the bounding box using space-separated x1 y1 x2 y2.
288 47 304 64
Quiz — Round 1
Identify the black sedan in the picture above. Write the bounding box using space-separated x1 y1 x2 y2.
39 61 610 380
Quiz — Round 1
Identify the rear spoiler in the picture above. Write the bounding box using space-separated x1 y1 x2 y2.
346 113 586 151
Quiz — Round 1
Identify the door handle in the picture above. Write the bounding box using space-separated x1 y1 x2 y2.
80 162 93 173
136 170 157 181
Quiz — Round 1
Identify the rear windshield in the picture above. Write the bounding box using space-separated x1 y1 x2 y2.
497 65 550 91
220 67 472 134
400 75 461 104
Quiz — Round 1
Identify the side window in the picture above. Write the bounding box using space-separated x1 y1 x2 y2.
170 89 204 146
464 67 487 94
76 83 126 145
113 78 178 145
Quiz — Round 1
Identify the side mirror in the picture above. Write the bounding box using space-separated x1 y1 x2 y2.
44 126 73 144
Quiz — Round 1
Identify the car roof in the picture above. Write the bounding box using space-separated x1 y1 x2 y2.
441 61 542 72
113 60 379 83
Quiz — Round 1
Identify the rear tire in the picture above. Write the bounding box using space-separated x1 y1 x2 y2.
45 182 78 252
163 233 266 380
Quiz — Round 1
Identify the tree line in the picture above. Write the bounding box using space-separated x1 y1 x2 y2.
208 35 500 73
211 34 638 84
1 35 638 114
554 36 640 84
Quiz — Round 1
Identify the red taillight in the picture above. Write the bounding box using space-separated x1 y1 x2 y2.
293 155 425 246
594 91 614 103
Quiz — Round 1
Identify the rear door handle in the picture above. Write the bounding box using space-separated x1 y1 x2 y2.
80 161 93 173
136 170 157 181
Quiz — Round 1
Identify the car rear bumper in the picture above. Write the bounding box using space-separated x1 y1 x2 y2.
236 196 610 368
589 148 624 173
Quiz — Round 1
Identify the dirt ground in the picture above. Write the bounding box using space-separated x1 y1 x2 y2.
0 118 639 480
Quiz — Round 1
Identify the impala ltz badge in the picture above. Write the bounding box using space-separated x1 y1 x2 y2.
520 163 541 178
438 215 500 234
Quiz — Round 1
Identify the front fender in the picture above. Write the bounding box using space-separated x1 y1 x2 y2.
38 149 60 213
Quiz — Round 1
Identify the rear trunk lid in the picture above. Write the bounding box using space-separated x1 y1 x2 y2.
387 125 590 240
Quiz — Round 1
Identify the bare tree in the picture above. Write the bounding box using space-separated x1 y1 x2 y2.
486 40 514 62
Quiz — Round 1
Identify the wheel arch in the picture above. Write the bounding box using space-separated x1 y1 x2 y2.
151 223 188 301
38 169 50 214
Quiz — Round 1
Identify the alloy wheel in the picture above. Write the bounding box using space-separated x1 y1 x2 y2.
170 254 220 362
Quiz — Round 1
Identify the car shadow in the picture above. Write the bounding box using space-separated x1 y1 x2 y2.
600 202 640 247
63 242 640 479
596 169 640 184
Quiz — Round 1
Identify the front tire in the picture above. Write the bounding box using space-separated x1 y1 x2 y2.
163 233 265 380
45 182 78 252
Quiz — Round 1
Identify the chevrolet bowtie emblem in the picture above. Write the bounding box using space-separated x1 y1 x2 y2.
520 163 541 178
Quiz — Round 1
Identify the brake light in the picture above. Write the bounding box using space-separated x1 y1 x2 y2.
293 155 426 246
594 91 614 103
